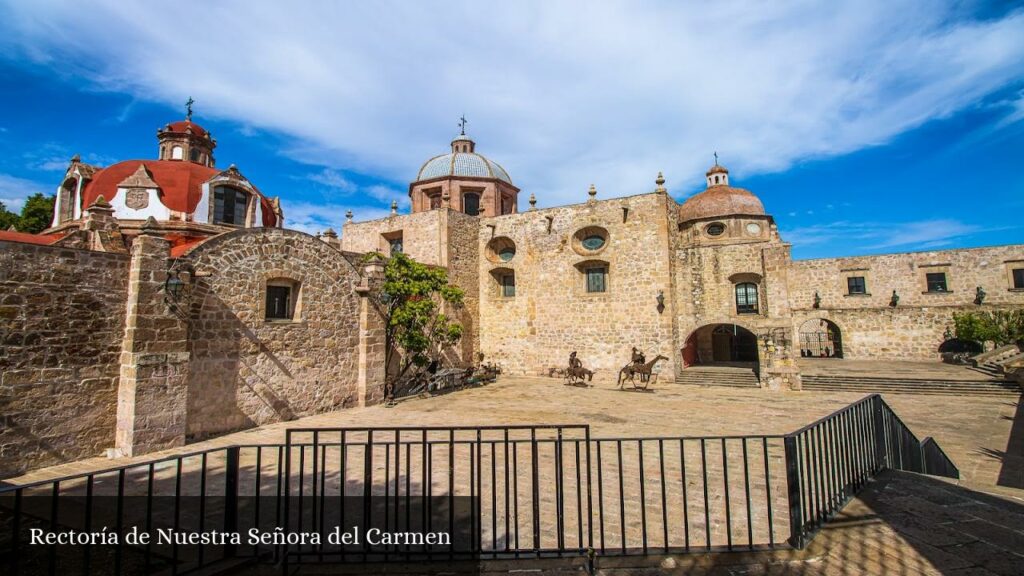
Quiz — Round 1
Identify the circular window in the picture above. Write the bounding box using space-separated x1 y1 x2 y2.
581 235 605 251
485 237 517 264
572 226 610 255
745 222 762 235
705 223 726 236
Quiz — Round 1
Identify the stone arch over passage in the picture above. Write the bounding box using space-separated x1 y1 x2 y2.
799 318 843 358
682 323 759 366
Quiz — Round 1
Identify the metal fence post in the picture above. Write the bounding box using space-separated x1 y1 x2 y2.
224 447 240 558
783 435 804 549
871 396 888 472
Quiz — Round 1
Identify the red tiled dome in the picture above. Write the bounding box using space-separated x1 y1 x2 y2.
679 186 765 222
166 120 209 137
82 160 278 227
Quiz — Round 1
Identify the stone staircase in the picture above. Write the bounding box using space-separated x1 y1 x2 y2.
802 374 1020 397
970 344 1024 377
676 365 760 388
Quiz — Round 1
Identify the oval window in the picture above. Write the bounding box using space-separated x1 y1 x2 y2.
705 223 726 236
498 247 515 261
582 235 606 250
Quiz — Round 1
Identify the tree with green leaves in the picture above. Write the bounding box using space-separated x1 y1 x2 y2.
367 251 464 399
953 310 1024 346
0 200 17 231
16 193 55 233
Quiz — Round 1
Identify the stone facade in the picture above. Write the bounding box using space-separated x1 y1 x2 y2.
0 242 129 477
342 170 1024 386
183 228 366 440
476 193 677 378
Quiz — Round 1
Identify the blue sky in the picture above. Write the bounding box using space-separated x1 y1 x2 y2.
0 0 1022 259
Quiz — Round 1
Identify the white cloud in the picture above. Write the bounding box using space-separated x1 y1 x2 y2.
1 1 1023 206
0 173 50 211
307 168 356 192
280 199 394 235
781 219 986 252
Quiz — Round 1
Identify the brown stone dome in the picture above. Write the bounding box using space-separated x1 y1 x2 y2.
679 185 765 222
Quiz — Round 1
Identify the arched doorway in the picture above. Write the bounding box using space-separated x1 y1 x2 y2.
682 323 759 367
799 318 843 358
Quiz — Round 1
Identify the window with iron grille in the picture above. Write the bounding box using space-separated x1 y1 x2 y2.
265 285 292 320
847 276 867 295
1013 268 1024 289
586 266 607 293
501 273 516 297
213 186 248 225
926 272 948 293
735 282 759 314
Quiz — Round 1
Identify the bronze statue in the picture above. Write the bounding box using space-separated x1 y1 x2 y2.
618 354 668 389
565 351 594 385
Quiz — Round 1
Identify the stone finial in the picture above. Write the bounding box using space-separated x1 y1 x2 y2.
89 195 112 209
655 171 667 194
345 210 353 223
588 184 597 199
71 153 81 163
390 200 398 215
141 216 160 235
528 193 537 210
7 225 16 231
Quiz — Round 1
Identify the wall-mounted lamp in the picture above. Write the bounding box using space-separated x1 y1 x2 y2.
974 286 986 305
165 274 186 300
656 290 665 313
813 291 821 309
889 290 899 307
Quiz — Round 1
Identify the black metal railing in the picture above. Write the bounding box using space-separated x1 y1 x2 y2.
784 394 959 548
0 394 958 574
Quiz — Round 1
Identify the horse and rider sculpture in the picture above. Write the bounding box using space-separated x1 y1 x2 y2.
562 348 667 390
617 347 668 390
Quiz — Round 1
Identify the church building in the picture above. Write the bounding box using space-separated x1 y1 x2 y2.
1 115 1022 477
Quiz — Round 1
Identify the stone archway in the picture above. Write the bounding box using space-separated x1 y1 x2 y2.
682 323 759 366
799 318 843 358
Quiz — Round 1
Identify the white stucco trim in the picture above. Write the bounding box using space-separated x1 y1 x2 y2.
72 175 84 220
254 199 264 228
194 182 211 224
51 185 63 228
108 188 171 221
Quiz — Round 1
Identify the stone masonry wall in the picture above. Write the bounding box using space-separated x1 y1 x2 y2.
341 210 443 265
477 193 677 380
183 228 365 440
0 242 129 477
787 245 1024 360
444 210 481 364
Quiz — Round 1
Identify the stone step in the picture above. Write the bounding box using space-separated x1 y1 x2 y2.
802 375 1020 397
675 369 760 388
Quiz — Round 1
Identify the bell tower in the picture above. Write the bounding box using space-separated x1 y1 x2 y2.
156 97 216 167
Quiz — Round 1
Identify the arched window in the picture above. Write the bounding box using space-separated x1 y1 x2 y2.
171 146 183 160
213 186 249 225
735 282 758 314
463 192 480 216
190 148 200 162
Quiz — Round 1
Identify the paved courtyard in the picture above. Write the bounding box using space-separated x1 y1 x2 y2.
4 374 1022 574
8 374 1019 491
